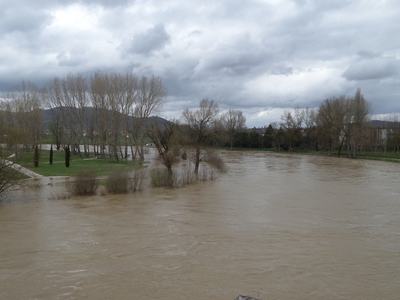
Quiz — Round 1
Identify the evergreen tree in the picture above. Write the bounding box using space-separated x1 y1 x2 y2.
33 145 39 168
49 144 53 165
65 146 70 168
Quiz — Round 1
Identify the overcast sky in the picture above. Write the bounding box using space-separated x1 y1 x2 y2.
1 0 400 126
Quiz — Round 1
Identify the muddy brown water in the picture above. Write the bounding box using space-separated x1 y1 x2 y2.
1 151 400 300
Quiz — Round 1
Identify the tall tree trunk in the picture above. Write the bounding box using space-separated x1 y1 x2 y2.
194 147 201 175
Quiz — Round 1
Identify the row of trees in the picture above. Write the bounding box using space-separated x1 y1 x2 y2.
0 73 166 163
0 83 42 159
48 73 165 161
227 89 400 157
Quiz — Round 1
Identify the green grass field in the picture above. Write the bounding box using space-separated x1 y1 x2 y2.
16 150 142 177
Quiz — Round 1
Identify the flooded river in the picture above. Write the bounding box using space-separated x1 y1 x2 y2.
1 151 400 299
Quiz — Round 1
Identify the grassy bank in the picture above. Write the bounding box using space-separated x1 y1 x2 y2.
15 150 142 177
352 152 400 163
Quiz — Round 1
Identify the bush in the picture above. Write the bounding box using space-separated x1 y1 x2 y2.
199 167 216 182
106 171 129 194
204 150 227 172
150 168 176 188
72 171 97 196
0 160 18 197
130 169 145 192
178 164 197 186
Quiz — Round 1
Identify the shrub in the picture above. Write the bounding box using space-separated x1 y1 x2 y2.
106 171 129 194
179 164 197 186
150 168 176 188
72 171 97 196
0 160 18 197
205 150 227 172
199 167 216 182
130 169 145 192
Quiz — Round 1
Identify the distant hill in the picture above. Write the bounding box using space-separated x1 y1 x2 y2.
243 120 400 132
368 120 400 129
42 107 169 130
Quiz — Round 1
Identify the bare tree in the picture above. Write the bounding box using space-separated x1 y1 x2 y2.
90 72 110 158
280 108 304 151
107 73 125 160
221 109 246 149
120 73 137 159
348 88 369 157
2 83 43 159
62 74 89 155
183 99 219 175
47 78 65 150
147 121 181 185
130 76 165 161
316 97 348 156
49 74 89 155
303 107 318 150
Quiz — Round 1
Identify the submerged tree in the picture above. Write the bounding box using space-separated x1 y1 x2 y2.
131 76 165 161
147 121 181 186
183 99 219 175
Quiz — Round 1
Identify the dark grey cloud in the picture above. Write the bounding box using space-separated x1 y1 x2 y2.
127 24 170 54
1 0 400 126
343 57 400 81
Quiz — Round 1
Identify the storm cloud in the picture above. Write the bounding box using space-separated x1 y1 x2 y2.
1 0 400 125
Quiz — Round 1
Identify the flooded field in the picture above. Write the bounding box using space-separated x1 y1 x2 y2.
1 151 400 299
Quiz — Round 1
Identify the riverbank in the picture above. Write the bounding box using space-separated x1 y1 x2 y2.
224 147 400 163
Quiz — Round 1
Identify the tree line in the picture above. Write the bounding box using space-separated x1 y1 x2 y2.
224 89 400 157
0 73 165 162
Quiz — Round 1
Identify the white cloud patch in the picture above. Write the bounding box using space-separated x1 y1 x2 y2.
244 67 349 106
